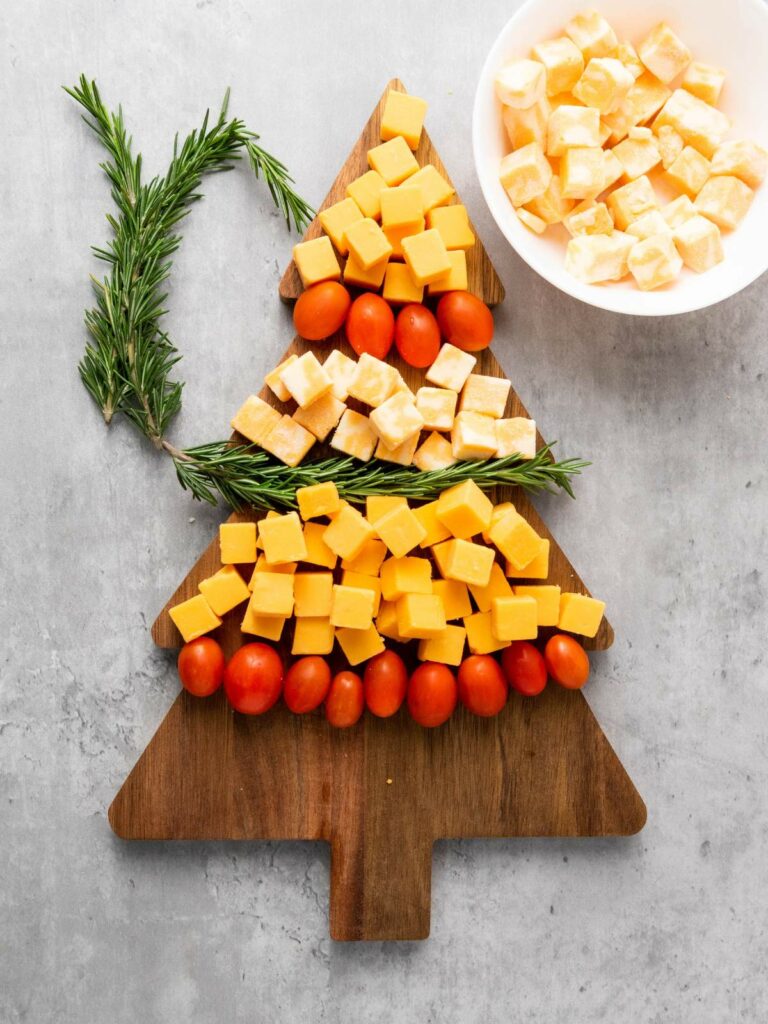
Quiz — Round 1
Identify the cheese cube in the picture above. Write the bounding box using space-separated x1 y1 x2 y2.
442 539 496 587
279 352 332 409
426 343 476 392
431 540 453 578
491 596 538 641
292 392 345 441
264 355 298 402
513 584 561 626
525 175 574 225
262 415 315 467
293 572 334 617
382 261 424 304
341 571 382 615
380 185 423 231
413 431 457 471
323 504 375 561
344 217 392 270
564 231 634 283
627 233 683 291
499 143 553 207
666 146 710 198
710 140 768 190
561 147 604 199
344 253 388 290
169 594 222 642
220 522 257 564
292 617 335 656
464 610 508 655
606 176 658 230
436 479 493 539
369 392 424 450
293 236 341 288
626 210 672 241
416 387 457 431
427 204 475 250
380 556 432 601
374 430 420 466
505 538 550 579
468 561 513 613
532 37 584 96
346 169 387 220
494 59 546 109
564 9 618 62
661 194 697 229
380 90 427 150
495 417 537 459
231 395 281 446
602 74 669 144
427 250 468 296
348 352 400 407
433 579 472 620
612 135 661 180
682 62 726 106
250 571 294 617
657 125 685 169
502 98 550 150
319 197 364 255
459 375 510 419
489 509 543 570
517 209 548 235
451 411 498 460
322 349 357 401
417 625 466 666
407 164 455 212
573 57 634 113
327 500 353 520
342 538 388 575
629 126 653 139
335 624 385 665
375 601 407 641
563 201 613 237
302 522 338 570
366 495 407 523
546 105 601 159
558 592 605 637
241 605 286 641
296 481 340 521
673 215 724 273
617 40 644 80
402 229 452 285
694 175 754 230
637 22 691 84
258 511 307 565
653 89 729 159
367 135 419 186
375 503 428 558
412 501 451 547
396 593 447 640
482 502 514 544
331 584 376 630
602 150 624 191
249 554 297 581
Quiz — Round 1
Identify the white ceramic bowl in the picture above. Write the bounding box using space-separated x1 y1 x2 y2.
473 0 768 315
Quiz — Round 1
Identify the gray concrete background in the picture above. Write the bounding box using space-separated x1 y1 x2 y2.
1 1 766 1021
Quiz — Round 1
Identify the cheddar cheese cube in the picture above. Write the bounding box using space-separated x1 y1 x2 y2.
346 169 388 220
459 374 510 419
468 562 513 613
433 579 472 620
396 593 446 639
694 175 753 230
637 22 691 84
532 37 584 96
374 503 428 558
331 584 376 630
293 572 334 617
323 504 375 561
380 90 427 150
250 571 294 617
558 592 605 637
437 479 493 539
499 143 553 206
464 610 508 655
330 409 378 462
348 352 399 407
292 617 335 656
219 522 257 564
344 253 388 290
627 233 682 291
495 417 537 459
375 601 407 641
564 231 634 283
666 146 710 198
367 135 419 185
573 57 634 113
262 415 315 467
546 105 601 157
426 344 476 392
673 215 724 273
626 210 672 241
384 219 425 258
606 175 658 230
451 411 498 460
416 387 457 431
524 175 574 225
612 135 661 180
302 522 338 570
258 511 307 565
413 500 451 547
370 392 424 450
318 197 364 255
431 540 452 578
710 140 768 190
653 89 729 159
366 495 407 523
491 595 538 641
563 201 613 237
489 508 543 570
442 539 496 587
293 392 345 441
293 236 341 288
427 250 468 296
502 98 550 151
296 481 340 521
426 205 475 250
682 62 726 106
382 261 424 304
505 538 550 579
249 554 297 582
342 537 388 575
494 58 546 109
482 502 514 544
335 624 385 665
341 571 382 615
374 431 420 467
561 147 604 199
413 431 457 472
380 556 432 601
417 625 466 667
169 594 222 642
564 9 618 62
513 584 561 626
517 209 547 235
380 185 423 230
241 605 286 641
322 349 357 401
402 229 452 285
344 217 392 271
662 194 697 229
231 395 281 446
279 352 332 409
657 125 685 169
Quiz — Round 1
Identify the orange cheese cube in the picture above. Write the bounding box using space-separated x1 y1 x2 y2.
346 169 387 220
341 571 382 615
248 554 297 583
402 229 452 286
366 496 408 523
374 503 428 558
491 596 538 641
292 617 335 656
396 593 447 639
219 522 257 564
293 572 334 618
433 579 473 620
380 186 424 230
380 556 432 601
427 251 468 296
241 605 286 641
169 594 222 643
249 572 294 618
323 504 376 561
417 625 466 666
464 610 508 655
231 395 281 446
558 592 606 637
376 601 407 642
344 217 392 271
382 262 424 304
319 197 364 255
426 205 475 250
413 432 457 472
505 539 550 579
293 236 341 288
384 219 425 258
342 538 388 576
407 164 455 212
331 584 376 630
442 539 496 588
344 253 389 290
296 481 340 521
330 409 378 462
302 523 338 570
513 584 561 626
489 508 543 570
413 500 452 547
468 562 513 613
436 479 494 539
198 565 250 616
258 511 307 565
380 90 427 150
335 624 386 665
367 135 420 186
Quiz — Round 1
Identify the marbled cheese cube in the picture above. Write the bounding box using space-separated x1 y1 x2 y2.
612 135 661 180
710 140 768 190
494 58 546 109
502 98 550 151
292 392 345 441
653 89 730 159
564 9 618 62
319 197 364 255
348 352 399 407
375 430 420 466
695 176 754 230
344 253 388 290
546 105 601 157
682 62 726 106
564 231 634 283
380 90 427 150
367 135 420 186
626 210 672 241
330 408 378 461
380 186 424 230
573 57 634 113
602 150 624 191
427 250 468 296
606 175 658 230
426 204 475 250
637 22 691 84
499 142 553 206
279 351 333 409
617 40 644 80
657 125 685 169
408 164 455 212
662 194 697 229
672 214 724 273
564 200 613 236
524 174 574 224
495 417 537 459
264 354 298 402
451 411 498 460
459 374 511 419
532 37 584 96
402 229 452 285
382 262 424 304
560 147 604 199
369 391 424 450
413 431 457 471
426 343 476 392
231 395 281 446
322 349 357 402
346 169 387 220
517 208 547 234
666 146 710 198
627 233 683 291
416 387 457 431
344 217 392 270
262 415 315 467
293 236 341 288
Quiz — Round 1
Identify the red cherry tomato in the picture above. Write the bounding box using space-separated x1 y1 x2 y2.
177 637 225 697
544 635 590 689
394 303 441 368
363 650 408 717
457 655 508 717
325 670 364 728
436 293 494 352
293 281 351 341
224 643 283 715
501 641 547 697
283 656 332 713
407 662 457 728
345 293 395 359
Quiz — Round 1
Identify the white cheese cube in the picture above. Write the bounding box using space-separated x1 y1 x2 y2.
662 195 697 229
416 387 458 431
292 392 346 441
710 140 768 190
627 234 683 290
499 143 553 207
602 149 624 191
495 418 537 459
426 344 477 392
264 354 298 402
657 125 684 169
564 201 614 237
564 9 618 62
546 105 601 157
502 98 550 150
672 215 724 273
561 147 604 199
262 414 316 467
606 175 658 230
330 409 378 461
573 57 634 113
653 89 730 159
451 412 498 460
612 135 661 180
617 41 644 80
626 210 672 241
369 392 424 450
375 430 421 466
322 349 357 401
564 231 635 283
638 22 691 83
531 37 584 96
516 208 547 234
459 375 511 419
666 146 710 198
495 59 546 109
524 175 574 224
682 62 726 106
347 352 399 407
279 352 332 409
694 176 754 230
413 432 457 472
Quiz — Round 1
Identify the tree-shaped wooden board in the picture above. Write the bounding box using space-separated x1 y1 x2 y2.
109 81 646 941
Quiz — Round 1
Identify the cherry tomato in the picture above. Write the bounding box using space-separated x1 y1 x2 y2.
501 641 547 697
325 670 364 728
407 662 457 728
293 282 351 341
345 293 395 359
283 656 332 713
544 635 590 689
224 643 283 715
457 655 508 717
436 293 494 352
394 303 441 368
177 637 225 697
363 650 408 717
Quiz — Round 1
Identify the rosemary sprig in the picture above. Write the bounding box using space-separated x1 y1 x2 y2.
165 441 589 511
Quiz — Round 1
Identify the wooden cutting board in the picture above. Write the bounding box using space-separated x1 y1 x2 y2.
109 81 646 941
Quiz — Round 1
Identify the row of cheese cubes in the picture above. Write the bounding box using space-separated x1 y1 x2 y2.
231 343 536 468
168 479 605 666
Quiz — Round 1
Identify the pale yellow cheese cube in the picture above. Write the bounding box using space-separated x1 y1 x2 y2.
416 387 457 431
657 125 685 169
231 395 281 446
564 231 634 283
292 617 334 656
495 417 537 459
514 584 561 626
653 89 730 159
380 186 424 230
374 430 420 467
262 415 315 467
572 57 634 113
617 40 644 80
331 584 376 630
564 9 618 62
637 22 691 84
532 37 584 96
516 208 547 234
451 412 498 460
382 261 424 304
426 204 475 250
344 217 392 270
546 105 600 157
346 169 387 220
323 504 376 561
402 229 452 285
459 374 510 419
606 175 658 230
694 176 754 230
710 140 768 190
491 596 538 641
502 98 550 150
626 210 672 241
612 136 661 180
347 352 399 407
413 431 457 471
561 147 604 199
168 594 222 642
242 605 286 642
318 197 364 255
297 481 340 521
264 354 298 402
427 250 468 295
666 146 710 198
426 344 476 392
380 90 427 150
499 142 553 206
524 175 574 224
682 62 726 106
330 408 378 462
367 135 419 186
417 625 466 666
293 572 334 618
335 624 385 666
279 351 333 410
602 150 624 191
407 165 455 212
662 194 697 229
198 565 250 615
344 253 388 290
293 236 341 288
563 201 613 236
369 391 424 450
292 392 345 442
627 234 683 291
322 349 357 401
375 503 428 558
672 215 724 273
494 58 546 109
464 610 508 655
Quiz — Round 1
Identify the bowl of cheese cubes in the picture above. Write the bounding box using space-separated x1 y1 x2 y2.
473 0 768 315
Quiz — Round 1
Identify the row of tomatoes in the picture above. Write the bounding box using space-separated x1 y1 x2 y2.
177 635 590 729
292 283 494 367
